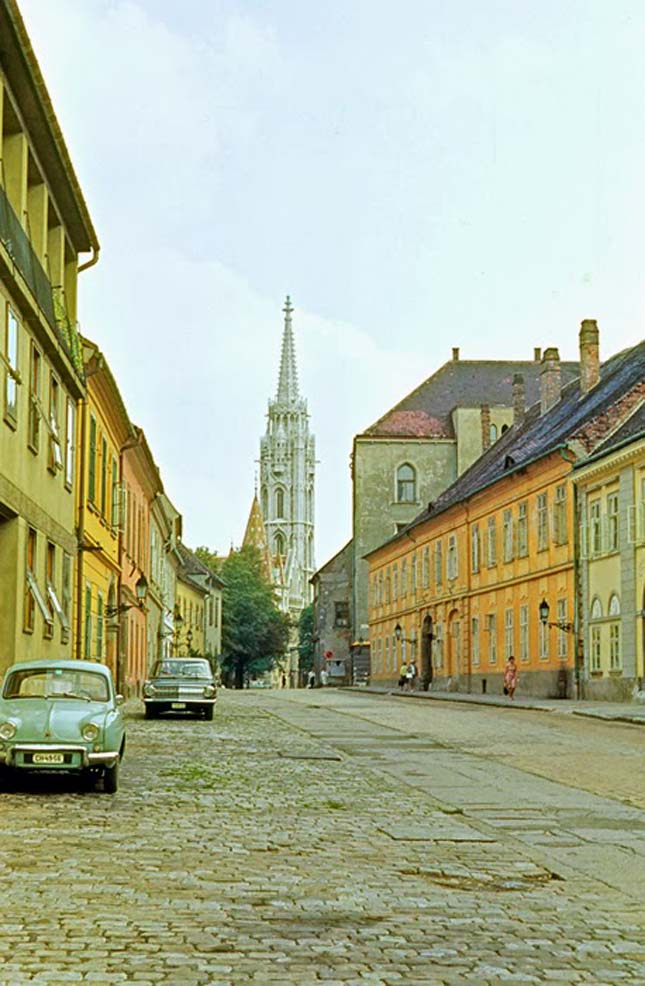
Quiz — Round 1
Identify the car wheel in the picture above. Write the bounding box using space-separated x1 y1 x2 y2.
103 761 119 794
144 705 155 719
203 704 214 721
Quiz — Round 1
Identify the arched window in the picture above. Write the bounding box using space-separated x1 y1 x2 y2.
608 594 621 671
490 423 498 442
274 531 285 557
396 463 416 503
590 598 603 620
589 597 602 671
276 488 285 518
608 594 620 617
501 423 509 435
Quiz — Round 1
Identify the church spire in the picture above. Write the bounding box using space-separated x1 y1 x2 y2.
276 295 299 403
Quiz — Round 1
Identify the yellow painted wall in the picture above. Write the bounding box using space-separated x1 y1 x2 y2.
176 578 206 656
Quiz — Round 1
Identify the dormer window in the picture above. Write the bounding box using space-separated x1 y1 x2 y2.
396 463 416 503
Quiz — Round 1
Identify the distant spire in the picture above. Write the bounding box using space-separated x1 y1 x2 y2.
242 494 272 580
276 295 299 403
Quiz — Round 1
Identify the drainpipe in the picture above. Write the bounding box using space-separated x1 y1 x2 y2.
78 246 100 274
560 446 581 700
75 396 87 660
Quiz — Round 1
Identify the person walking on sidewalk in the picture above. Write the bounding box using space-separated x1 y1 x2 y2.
504 655 518 700
406 660 418 692
398 660 408 690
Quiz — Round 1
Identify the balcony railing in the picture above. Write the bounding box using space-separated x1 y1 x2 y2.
0 183 83 377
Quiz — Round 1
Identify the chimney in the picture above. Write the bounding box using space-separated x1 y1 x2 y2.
481 404 491 450
534 347 542 362
512 373 525 427
540 347 561 414
579 319 600 394
452 347 460 361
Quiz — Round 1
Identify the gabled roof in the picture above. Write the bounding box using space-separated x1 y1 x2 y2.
177 542 225 589
574 400 645 467
311 540 353 583
361 358 580 439
368 340 645 555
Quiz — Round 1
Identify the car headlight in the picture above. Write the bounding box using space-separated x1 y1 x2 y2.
143 682 156 698
82 723 100 742
0 722 16 740
203 684 216 698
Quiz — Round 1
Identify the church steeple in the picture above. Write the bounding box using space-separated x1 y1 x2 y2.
276 295 299 403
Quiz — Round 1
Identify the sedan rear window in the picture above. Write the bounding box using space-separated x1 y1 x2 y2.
4 669 110 702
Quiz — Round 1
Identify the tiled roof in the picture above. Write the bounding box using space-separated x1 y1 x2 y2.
362 359 580 438
584 400 645 459
370 341 645 553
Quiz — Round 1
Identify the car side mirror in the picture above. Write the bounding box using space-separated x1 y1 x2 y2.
115 694 124 706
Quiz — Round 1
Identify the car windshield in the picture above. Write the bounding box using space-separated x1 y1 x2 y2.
3 668 110 702
151 660 212 679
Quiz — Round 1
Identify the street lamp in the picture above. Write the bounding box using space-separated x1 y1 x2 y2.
538 598 575 634
106 574 149 618
186 629 193 655
538 598 577 699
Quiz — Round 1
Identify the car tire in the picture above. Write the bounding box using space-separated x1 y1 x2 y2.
144 705 155 719
203 704 214 721
103 761 119 794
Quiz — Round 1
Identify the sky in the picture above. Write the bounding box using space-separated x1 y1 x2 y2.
20 0 645 566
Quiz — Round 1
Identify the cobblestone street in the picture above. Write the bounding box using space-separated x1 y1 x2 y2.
0 689 643 985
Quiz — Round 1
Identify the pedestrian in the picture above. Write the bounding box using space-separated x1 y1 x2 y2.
398 660 407 690
281 673 286 688
406 660 418 691
503 655 518 700
308 669 316 688
320 667 329 687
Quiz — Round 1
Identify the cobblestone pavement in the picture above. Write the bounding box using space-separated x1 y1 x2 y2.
0 690 643 985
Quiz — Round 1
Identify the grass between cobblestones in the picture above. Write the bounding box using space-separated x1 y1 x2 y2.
0 693 642 984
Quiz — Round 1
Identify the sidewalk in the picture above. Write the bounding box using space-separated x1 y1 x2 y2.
349 684 645 726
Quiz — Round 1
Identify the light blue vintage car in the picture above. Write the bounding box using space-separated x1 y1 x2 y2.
0 660 126 793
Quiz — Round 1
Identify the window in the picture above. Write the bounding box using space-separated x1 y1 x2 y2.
378 572 383 606
88 414 97 505
396 463 416 503
471 617 480 666
557 598 568 658
100 435 108 517
487 614 497 664
422 547 430 588
64 399 75 489
434 623 443 669
410 554 417 594
519 605 528 662
47 375 62 473
28 343 41 451
61 552 72 643
590 626 601 672
111 458 119 531
503 509 514 562
385 636 390 671
608 595 621 670
504 608 514 659
517 502 528 557
589 498 602 556
84 585 92 659
4 306 19 423
276 488 285 518
553 484 568 545
537 493 549 551
471 524 480 573
607 493 619 552
43 542 55 639
490 423 498 442
392 565 399 600
274 531 285 557
447 534 458 580
487 517 497 567
334 602 350 628
434 541 443 585
539 619 549 660
401 559 408 596
24 527 36 632
97 593 104 660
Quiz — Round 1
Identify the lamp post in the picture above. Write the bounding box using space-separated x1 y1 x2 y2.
172 611 184 656
186 629 194 656
394 623 418 689
108 574 149 697
538 599 577 699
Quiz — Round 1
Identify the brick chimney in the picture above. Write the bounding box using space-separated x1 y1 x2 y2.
481 404 491 450
579 319 600 394
540 347 561 414
452 347 460 361
512 373 525 427
534 347 542 362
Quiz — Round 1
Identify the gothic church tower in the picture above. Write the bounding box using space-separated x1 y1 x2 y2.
260 297 315 622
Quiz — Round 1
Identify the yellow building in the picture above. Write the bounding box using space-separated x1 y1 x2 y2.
368 328 645 700
175 561 207 657
74 338 132 680
572 405 645 699
0 0 99 672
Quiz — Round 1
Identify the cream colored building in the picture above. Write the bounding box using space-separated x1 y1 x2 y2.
0 0 99 672
573 404 645 699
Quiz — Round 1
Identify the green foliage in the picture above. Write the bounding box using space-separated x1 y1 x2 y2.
194 546 222 574
220 545 289 688
298 603 314 672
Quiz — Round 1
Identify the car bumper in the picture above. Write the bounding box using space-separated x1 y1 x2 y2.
144 698 216 708
3 744 119 768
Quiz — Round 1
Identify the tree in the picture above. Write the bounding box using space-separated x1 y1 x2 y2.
220 545 289 688
298 603 314 673
194 546 222 574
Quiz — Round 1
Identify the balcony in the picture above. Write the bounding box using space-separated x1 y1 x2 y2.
0 183 83 377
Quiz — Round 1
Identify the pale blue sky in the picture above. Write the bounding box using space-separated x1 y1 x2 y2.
21 0 645 565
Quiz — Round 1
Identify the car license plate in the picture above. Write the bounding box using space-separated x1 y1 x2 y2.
171 702 186 709
32 752 65 764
